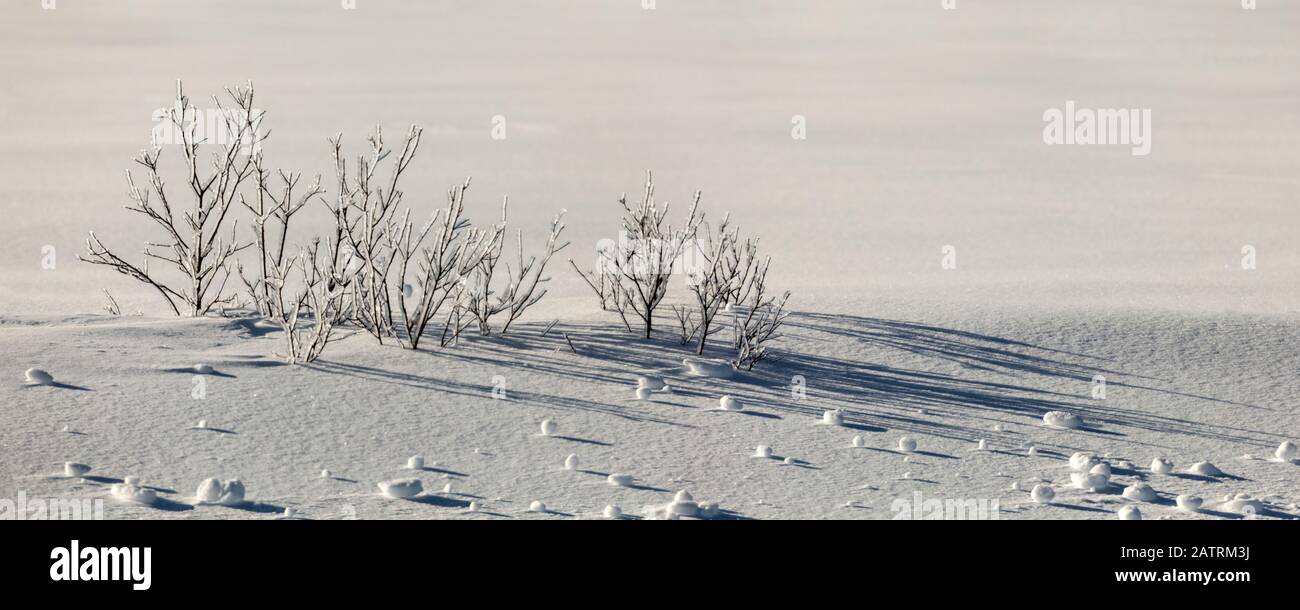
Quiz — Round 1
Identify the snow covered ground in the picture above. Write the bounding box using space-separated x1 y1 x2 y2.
2 1 1299 519
3 300 1298 519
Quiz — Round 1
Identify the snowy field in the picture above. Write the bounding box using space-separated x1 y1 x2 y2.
2 1 1299 519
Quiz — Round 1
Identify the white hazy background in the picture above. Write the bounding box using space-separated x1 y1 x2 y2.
2 0 1298 316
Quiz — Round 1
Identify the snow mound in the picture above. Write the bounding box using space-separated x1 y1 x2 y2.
1117 506 1142 520
563 454 578 470
406 455 424 470
196 478 246 506
1069 452 1101 472
64 462 91 477
897 436 918 453
1150 458 1174 474
1175 495 1203 512
718 395 743 411
110 482 157 505
1276 441 1297 462
377 478 423 499
683 358 735 379
607 473 634 487
1030 484 1055 504
24 368 54 385
1042 411 1083 430
1187 461 1224 477
539 419 557 436
820 409 844 426
603 505 622 519
1122 482 1158 502
753 445 773 459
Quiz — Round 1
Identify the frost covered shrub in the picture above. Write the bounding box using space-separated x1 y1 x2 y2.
81 81 262 316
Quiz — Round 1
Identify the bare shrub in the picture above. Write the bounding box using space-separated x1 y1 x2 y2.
392 179 502 348
238 163 323 317
267 238 351 364
464 199 568 336
328 125 423 344
731 257 790 370
683 214 760 355
80 81 261 316
570 171 703 339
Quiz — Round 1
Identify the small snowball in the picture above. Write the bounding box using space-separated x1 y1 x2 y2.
976 439 988 451
897 436 918 453
1117 505 1142 520
220 480 245 505
24 368 54 385
1071 471 1110 492
1175 495 1203 512
822 409 844 426
719 395 743 411
124 475 140 487
196 478 223 504
901 472 912 479
1069 452 1100 472
1042 411 1083 430
196 419 207 429
1150 458 1174 474
992 424 1003 432
442 482 453 494
377 478 423 499
282 507 295 518
635 387 653 400
1010 481 1022 491
607 473 634 487
406 455 425 470
1222 493 1264 515
783 457 795 465
320 469 331 479
64 462 91 478
1030 484 1055 504
1187 461 1224 477
637 376 666 391
1276 441 1298 462
1090 463 1112 478
563 454 579 470
110 483 156 505
1026 446 1038 456
669 499 699 517
1122 482 1158 502
851 435 865 448
529 500 547 513
540 419 557 436
467 501 480 512
699 502 721 519
604 505 622 519
193 364 214 374
753 445 773 459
